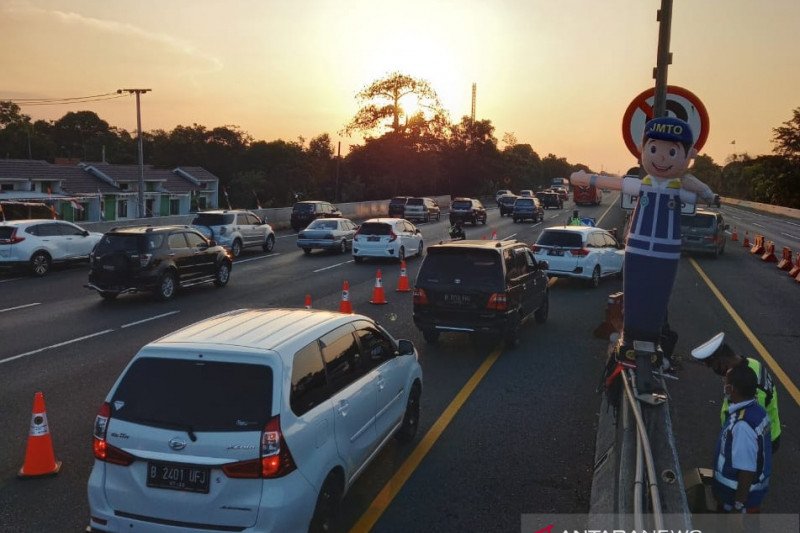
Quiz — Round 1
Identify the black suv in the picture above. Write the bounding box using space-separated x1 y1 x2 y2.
449 198 487 225
413 240 549 346
290 201 342 231
536 190 563 209
86 226 232 301
388 196 411 218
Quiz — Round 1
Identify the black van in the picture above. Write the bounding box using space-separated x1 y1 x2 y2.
412 240 549 346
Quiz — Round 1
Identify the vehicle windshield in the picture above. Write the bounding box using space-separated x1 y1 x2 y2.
451 200 473 210
307 220 338 230
293 203 315 212
536 231 583 248
111 357 272 432
359 222 392 235
94 233 164 254
406 198 425 206
418 248 504 290
681 214 715 229
192 213 234 226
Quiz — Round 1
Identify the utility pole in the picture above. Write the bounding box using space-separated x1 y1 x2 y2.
335 141 341 202
652 0 673 119
118 88 151 218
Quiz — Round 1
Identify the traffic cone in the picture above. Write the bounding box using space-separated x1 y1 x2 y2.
742 231 750 248
731 226 738 242
304 294 312 309
491 230 498 240
396 260 411 292
18 392 61 478
339 281 352 314
370 269 388 304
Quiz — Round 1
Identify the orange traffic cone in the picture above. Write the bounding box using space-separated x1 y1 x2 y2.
742 231 750 248
370 269 388 304
18 392 61 478
731 226 738 242
491 230 498 240
396 260 411 292
339 281 352 314
304 294 312 309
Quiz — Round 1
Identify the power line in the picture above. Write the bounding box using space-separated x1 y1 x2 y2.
13 94 130 106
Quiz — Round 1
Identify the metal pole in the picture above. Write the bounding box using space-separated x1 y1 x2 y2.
652 0 673 119
118 89 151 218
335 141 341 202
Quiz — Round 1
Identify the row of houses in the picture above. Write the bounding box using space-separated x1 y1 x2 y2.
0 159 221 222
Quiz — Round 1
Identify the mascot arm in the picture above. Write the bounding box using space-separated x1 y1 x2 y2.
570 170 623 191
681 173 715 202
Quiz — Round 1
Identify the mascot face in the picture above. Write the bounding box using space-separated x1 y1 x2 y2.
641 138 695 180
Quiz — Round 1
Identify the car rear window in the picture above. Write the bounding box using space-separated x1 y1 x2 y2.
192 213 234 226
307 220 338 230
293 203 315 212
515 198 533 206
536 230 584 248
681 214 715 229
110 357 273 432
359 222 392 235
406 198 424 206
419 248 504 289
94 233 165 254
452 200 473 209
389 197 408 206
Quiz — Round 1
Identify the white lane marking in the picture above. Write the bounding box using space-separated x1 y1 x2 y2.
752 222 765 228
1 329 114 365
314 260 354 273
786 221 800 228
501 233 518 241
596 201 617 226
0 302 41 313
781 232 800 240
277 233 298 239
548 214 561 220
122 311 180 329
236 252 280 264
529 222 542 228
0 277 24 283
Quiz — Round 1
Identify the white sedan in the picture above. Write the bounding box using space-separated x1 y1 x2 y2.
352 218 423 262
532 225 624 287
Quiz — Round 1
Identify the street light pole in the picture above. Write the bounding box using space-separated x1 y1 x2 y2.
118 88 151 218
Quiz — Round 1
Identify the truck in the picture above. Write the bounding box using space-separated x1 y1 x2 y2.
573 184 603 206
551 177 570 191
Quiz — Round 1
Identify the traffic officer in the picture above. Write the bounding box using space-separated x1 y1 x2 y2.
712 364 772 513
691 332 782 453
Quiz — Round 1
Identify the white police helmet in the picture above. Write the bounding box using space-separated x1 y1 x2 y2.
690 332 725 360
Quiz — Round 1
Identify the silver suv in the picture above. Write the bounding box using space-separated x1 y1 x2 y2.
191 210 275 258
0 219 103 276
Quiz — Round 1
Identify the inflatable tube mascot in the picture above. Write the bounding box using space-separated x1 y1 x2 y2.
571 117 715 394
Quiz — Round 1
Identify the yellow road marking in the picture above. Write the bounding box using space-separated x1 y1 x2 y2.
689 258 800 407
349 344 504 533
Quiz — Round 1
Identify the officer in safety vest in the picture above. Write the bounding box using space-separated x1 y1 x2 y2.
692 332 782 453
712 364 772 513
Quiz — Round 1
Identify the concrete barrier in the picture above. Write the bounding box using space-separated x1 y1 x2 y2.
721 197 800 220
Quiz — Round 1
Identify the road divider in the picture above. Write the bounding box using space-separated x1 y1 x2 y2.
777 247 793 271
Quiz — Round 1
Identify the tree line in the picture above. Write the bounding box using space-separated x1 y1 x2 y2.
2 73 799 209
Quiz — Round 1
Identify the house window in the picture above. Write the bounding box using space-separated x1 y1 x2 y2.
73 204 87 222
120 183 129 191
197 196 207 210
170 199 180 215
1 183 13 191
145 198 155 217
117 200 128 218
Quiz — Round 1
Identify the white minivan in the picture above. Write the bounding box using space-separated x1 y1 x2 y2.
87 308 423 533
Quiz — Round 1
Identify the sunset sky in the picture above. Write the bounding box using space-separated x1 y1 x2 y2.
1 0 798 175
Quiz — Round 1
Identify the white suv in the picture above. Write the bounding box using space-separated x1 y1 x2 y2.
532 225 624 288
191 210 275 258
0 219 103 276
87 308 422 533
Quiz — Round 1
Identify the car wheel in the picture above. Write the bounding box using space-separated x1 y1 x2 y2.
354 255 363 263
505 317 521 347
155 271 177 301
416 241 424 258
422 329 440 344
231 239 243 258
309 471 343 533
534 290 549 324
302 247 312 255
30 251 51 277
395 382 421 443
398 246 405 262
437 212 441 221
262 234 275 253
424 213 430 223
588 265 601 288
99 291 119 301
719 241 725 255
214 260 231 287
481 216 487 225
339 239 347 254
512 218 518 223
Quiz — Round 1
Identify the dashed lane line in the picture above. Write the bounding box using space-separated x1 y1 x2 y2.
235 252 280 264
313 260 354 273
0 302 41 313
121 311 180 329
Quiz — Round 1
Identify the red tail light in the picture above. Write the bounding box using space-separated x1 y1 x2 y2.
388 231 398 242
487 292 508 311
569 248 590 256
222 415 295 479
413 288 428 305
92 402 135 466
0 229 25 244
531 245 541 252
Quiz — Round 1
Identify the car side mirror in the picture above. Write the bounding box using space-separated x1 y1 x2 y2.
538 260 549 270
398 339 415 356
82 230 90 237
416 229 421 234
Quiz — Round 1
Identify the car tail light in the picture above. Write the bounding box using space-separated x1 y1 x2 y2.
389 231 397 242
139 253 153 267
0 229 25 245
569 248 590 256
531 245 541 252
413 288 428 305
222 415 295 479
487 292 508 311
93 402 134 466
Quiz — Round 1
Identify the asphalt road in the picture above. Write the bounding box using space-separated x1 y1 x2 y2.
1 197 797 532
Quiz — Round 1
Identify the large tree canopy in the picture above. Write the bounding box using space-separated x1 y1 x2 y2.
772 107 800 162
